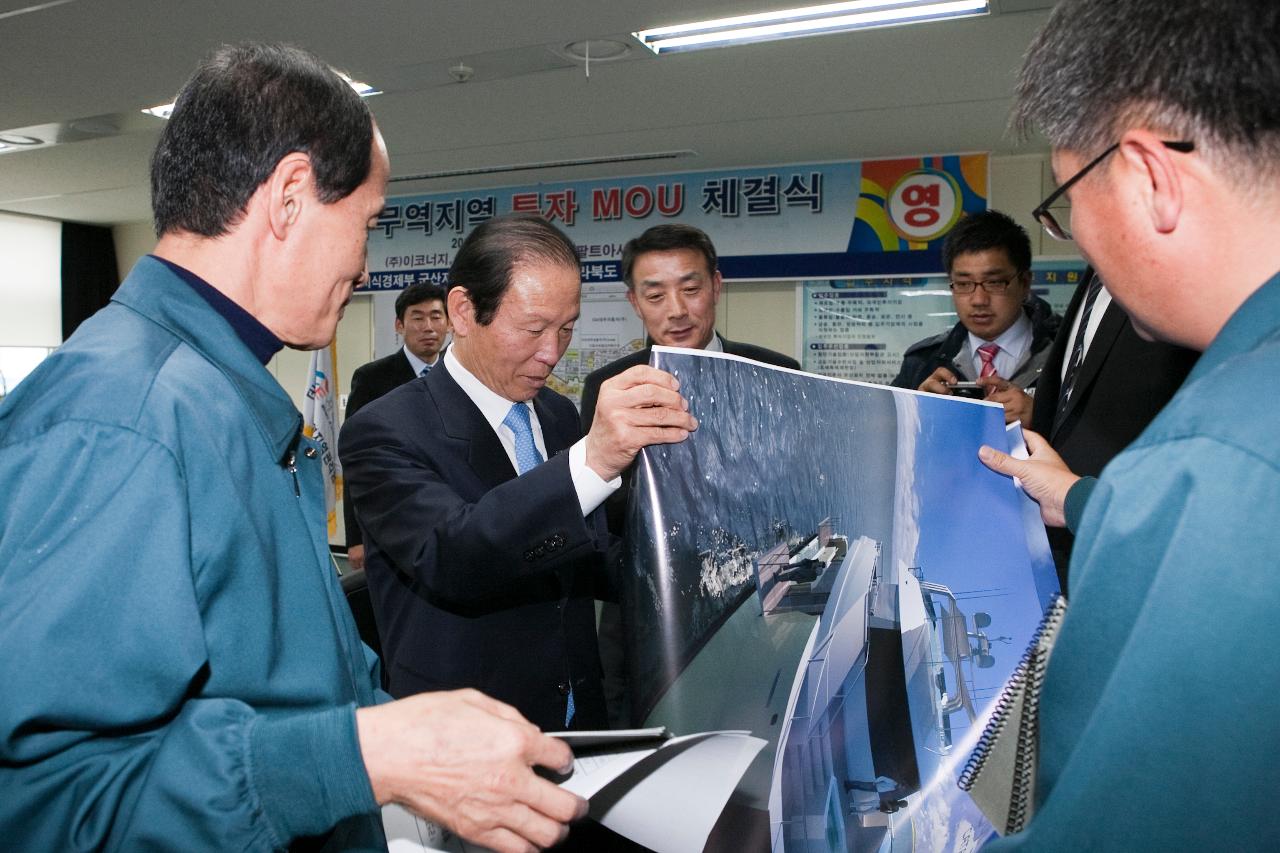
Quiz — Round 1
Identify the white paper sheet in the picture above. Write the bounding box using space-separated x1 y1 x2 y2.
381 729 764 853
589 730 766 853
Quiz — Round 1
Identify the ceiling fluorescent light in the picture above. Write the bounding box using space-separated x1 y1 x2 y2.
634 0 988 53
0 0 80 22
141 74 380 120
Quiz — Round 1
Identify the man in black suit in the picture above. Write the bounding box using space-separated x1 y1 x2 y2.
1024 267 1197 588
342 282 449 569
580 224 798 446
339 214 697 732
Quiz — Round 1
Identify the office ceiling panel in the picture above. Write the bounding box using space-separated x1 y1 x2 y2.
0 0 1057 224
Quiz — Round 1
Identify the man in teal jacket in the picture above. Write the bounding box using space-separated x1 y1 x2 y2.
0 43 582 851
979 0 1280 848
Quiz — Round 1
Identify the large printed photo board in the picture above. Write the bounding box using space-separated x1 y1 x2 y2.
620 348 1059 851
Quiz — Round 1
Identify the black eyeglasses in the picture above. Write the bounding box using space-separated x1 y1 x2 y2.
949 278 1017 295
1033 140 1195 241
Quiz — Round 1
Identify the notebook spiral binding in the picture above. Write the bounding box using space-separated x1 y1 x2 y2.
957 594 1068 834
958 654 1031 791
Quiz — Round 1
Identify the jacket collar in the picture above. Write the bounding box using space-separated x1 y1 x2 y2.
111 255 303 460
1187 270 1280 382
1051 298 1126 433
643 332 727 353
940 294 1060 362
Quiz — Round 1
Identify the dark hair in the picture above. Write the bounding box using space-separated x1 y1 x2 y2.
941 210 1032 275
447 214 580 325
1013 0 1280 172
395 283 448 321
620 224 718 288
150 42 374 237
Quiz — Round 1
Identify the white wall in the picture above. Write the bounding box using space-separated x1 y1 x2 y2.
0 211 62 347
112 220 156 282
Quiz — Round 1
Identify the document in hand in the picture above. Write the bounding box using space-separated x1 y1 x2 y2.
381 728 764 853
554 728 765 852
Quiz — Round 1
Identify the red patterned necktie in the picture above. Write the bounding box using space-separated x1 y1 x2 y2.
978 343 1000 378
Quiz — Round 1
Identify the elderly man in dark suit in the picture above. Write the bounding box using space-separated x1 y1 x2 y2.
342 282 449 570
339 214 697 733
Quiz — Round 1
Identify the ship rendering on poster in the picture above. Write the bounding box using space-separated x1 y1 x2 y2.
620 347 1057 852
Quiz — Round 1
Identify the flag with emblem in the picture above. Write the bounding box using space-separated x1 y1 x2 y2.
303 340 343 537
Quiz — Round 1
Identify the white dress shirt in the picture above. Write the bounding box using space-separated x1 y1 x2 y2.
401 345 441 377
968 313 1033 380
1059 286 1114 383
444 347 618 516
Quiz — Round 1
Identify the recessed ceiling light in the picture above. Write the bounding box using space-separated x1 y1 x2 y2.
0 133 43 145
634 0 989 53
560 39 632 63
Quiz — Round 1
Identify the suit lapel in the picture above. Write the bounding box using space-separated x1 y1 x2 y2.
532 394 572 457
1042 275 1089 440
1053 300 1125 435
955 338 977 381
394 351 418 384
426 362 518 487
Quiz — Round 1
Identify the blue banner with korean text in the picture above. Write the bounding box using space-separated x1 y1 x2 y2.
362 154 988 291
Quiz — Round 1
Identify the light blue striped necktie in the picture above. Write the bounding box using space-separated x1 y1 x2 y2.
502 402 543 474
501 401 573 724
419 362 431 378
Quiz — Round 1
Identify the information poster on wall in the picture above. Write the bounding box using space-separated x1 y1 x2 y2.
801 261 1087 384
361 153 989 293
546 282 645 407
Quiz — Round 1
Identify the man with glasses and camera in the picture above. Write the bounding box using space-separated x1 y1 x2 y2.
891 209 1059 427
978 0 1280 847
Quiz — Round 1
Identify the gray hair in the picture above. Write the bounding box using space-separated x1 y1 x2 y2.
1013 0 1280 179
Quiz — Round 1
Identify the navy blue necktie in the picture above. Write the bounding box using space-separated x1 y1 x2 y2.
1056 275 1105 425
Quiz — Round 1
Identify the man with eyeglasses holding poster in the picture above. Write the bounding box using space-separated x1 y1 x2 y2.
978 0 1280 847
892 209 1059 427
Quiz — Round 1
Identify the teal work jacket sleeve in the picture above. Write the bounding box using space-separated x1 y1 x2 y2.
0 421 376 851
986 435 1280 850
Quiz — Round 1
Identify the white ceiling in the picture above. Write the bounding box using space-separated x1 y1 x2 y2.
0 0 1056 226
